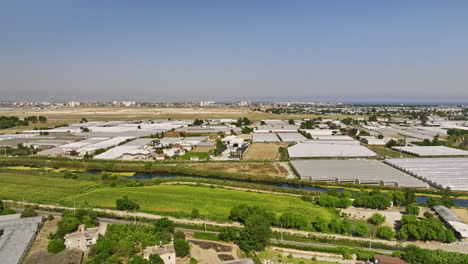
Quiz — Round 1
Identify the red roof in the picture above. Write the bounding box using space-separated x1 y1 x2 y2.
374 255 408 264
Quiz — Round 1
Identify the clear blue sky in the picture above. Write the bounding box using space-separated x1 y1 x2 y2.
1 0 467 103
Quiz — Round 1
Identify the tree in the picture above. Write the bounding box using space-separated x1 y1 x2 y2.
148 254 164 264
57 216 80 236
218 226 238 242
376 226 395 240
391 190 406 206
193 119 204 126
279 211 309 229
48 238 65 253
154 217 175 233
129 256 150 264
20 207 38 218
0 200 4 211
369 213 386 225
311 217 329 233
174 238 190 257
38 116 47 122
406 204 420 215
229 204 276 225
115 196 140 211
237 214 272 252
288 119 295 125
354 222 369 237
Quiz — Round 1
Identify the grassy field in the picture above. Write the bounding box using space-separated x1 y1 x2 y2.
243 143 290 161
0 171 98 203
179 151 210 160
61 184 336 221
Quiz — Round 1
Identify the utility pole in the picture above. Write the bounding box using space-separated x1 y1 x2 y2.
134 207 136 225
22 197 25 210
204 217 207 232
73 201 76 214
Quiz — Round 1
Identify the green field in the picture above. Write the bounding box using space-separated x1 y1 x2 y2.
0 171 98 203
62 184 336 221
367 145 414 158
179 151 210 160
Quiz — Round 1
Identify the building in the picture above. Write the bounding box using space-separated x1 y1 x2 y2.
374 255 408 264
64 224 108 252
144 243 176 264
0 214 44 264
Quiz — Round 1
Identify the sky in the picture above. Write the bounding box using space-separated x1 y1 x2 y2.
0 0 467 103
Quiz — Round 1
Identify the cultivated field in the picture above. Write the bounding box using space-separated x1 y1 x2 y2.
61 184 336 221
243 142 290 161
0 107 365 133
178 162 289 178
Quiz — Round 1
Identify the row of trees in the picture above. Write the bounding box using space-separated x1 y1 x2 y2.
397 214 456 243
403 245 468 264
0 115 47 129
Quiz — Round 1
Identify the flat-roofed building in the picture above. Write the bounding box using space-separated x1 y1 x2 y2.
290 159 428 188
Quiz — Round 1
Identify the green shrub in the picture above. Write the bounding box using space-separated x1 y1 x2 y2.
47 238 65 253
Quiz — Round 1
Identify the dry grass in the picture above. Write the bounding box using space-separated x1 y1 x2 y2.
243 142 289 161
191 146 215 153
179 161 289 178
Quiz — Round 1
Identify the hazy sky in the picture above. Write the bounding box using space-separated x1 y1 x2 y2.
1 1 467 103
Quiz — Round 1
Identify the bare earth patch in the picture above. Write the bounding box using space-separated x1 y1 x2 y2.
180 161 289 178
243 143 289 161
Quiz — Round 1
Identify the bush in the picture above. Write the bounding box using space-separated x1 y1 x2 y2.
20 207 38 218
369 213 386 225
218 226 238 242
47 215 55 221
392 250 402 258
115 196 140 211
376 226 395 240
47 238 65 253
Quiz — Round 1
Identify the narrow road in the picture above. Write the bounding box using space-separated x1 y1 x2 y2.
8 200 468 254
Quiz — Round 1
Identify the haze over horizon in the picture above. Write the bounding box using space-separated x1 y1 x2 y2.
1 1 467 103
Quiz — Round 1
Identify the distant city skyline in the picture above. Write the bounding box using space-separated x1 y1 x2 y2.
1 1 467 103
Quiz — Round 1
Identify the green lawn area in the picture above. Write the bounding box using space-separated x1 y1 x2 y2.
179 151 210 160
0 171 98 203
62 184 336 221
